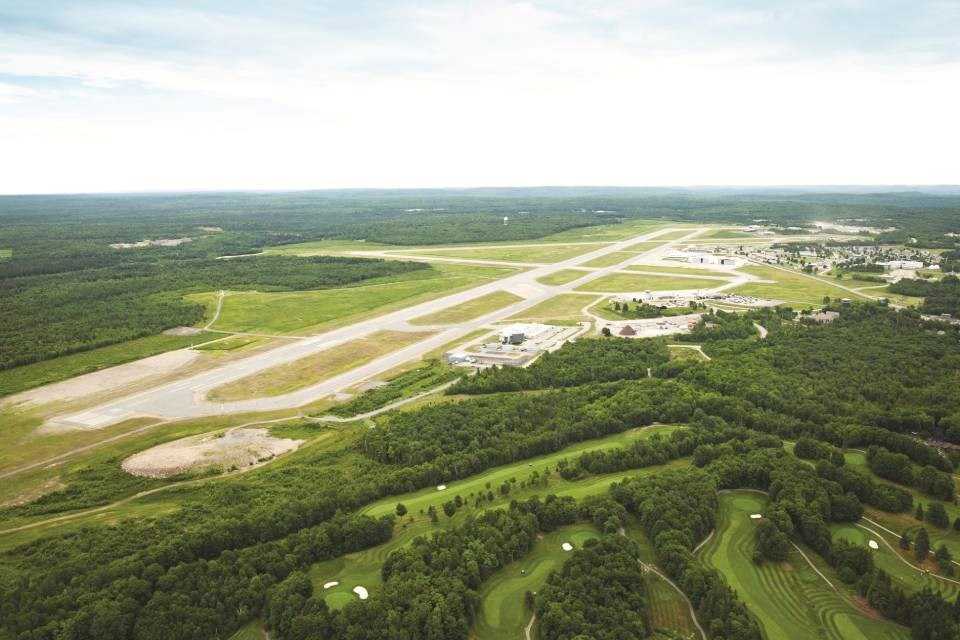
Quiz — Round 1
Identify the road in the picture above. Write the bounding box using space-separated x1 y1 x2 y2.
52 227 752 430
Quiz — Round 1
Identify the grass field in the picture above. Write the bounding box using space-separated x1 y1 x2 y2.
581 251 648 268
192 335 269 353
265 239 399 256
202 263 516 335
409 291 523 325
408 244 598 264
627 262 729 275
576 273 725 293
0 333 211 398
474 524 600 639
868 285 924 307
703 229 753 238
699 492 908 640
536 269 590 286
507 293 599 324
731 265 866 307
0 249 11 259
208 330 432 401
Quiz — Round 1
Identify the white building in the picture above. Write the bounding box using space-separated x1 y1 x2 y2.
496 323 551 344
881 260 924 270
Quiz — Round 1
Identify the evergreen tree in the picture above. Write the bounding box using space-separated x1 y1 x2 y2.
916 528 931 562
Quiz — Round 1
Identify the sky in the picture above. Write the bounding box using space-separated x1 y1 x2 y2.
1 0 959 194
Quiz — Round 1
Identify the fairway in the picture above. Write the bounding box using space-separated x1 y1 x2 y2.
507 293 598 324
474 524 600 639
699 492 908 640
831 524 960 602
0 249 11 259
362 424 685 519
576 272 726 293
409 290 523 325
536 269 590 286
202 263 516 335
731 265 864 306
208 330 432 401
408 244 598 263
309 425 686 612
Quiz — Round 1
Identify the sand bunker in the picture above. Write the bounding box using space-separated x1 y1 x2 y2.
749 514 762 519
122 427 303 478
437 484 447 491
561 543 573 551
323 581 339 589
868 540 879 550
353 586 369 600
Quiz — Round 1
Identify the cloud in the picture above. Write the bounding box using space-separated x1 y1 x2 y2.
0 1 958 192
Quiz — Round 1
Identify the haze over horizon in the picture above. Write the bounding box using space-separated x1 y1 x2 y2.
2 1 959 195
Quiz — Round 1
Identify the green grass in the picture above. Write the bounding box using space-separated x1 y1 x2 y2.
627 262 730 275
308 425 687 612
580 251 648 268
703 229 753 239
409 291 523 325
474 523 600 639
265 239 399 256
536 269 590 286
830 524 960 602
362 424 685 519
868 285 924 307
228 619 266 640
731 265 866 307
843 451 960 564
640 230 698 242
203 263 516 335
191 335 268 353
0 249 11 259
699 492 908 640
0 333 211 397
409 244 597 264
575 273 726 293
507 293 598 323
208 330 431 401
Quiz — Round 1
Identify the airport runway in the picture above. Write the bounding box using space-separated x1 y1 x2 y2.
55 227 743 429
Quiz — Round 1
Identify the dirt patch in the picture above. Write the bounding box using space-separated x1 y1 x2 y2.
163 326 203 336
852 595 887 620
121 427 303 478
1 478 65 507
7 349 201 409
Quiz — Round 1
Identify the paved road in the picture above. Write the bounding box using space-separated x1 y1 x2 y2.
54 227 738 429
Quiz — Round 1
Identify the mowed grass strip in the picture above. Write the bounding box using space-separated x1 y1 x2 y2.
201 263 516 335
627 262 730 275
536 269 591 286
408 244 598 264
207 330 433 401
0 248 11 258
474 524 600 639
581 251 650 268
731 265 865 307
409 291 523 325
507 293 598 324
576 272 726 293
699 492 909 640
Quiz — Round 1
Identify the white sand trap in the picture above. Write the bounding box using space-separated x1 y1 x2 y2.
749 514 762 519
323 581 339 590
353 586 369 600
122 427 303 478
437 484 447 490
561 543 573 551
868 540 879 550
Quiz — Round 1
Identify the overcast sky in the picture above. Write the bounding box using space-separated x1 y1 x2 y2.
1 0 958 194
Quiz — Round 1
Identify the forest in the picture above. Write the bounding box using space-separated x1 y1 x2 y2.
0 255 427 370
889 275 960 316
2 301 960 639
